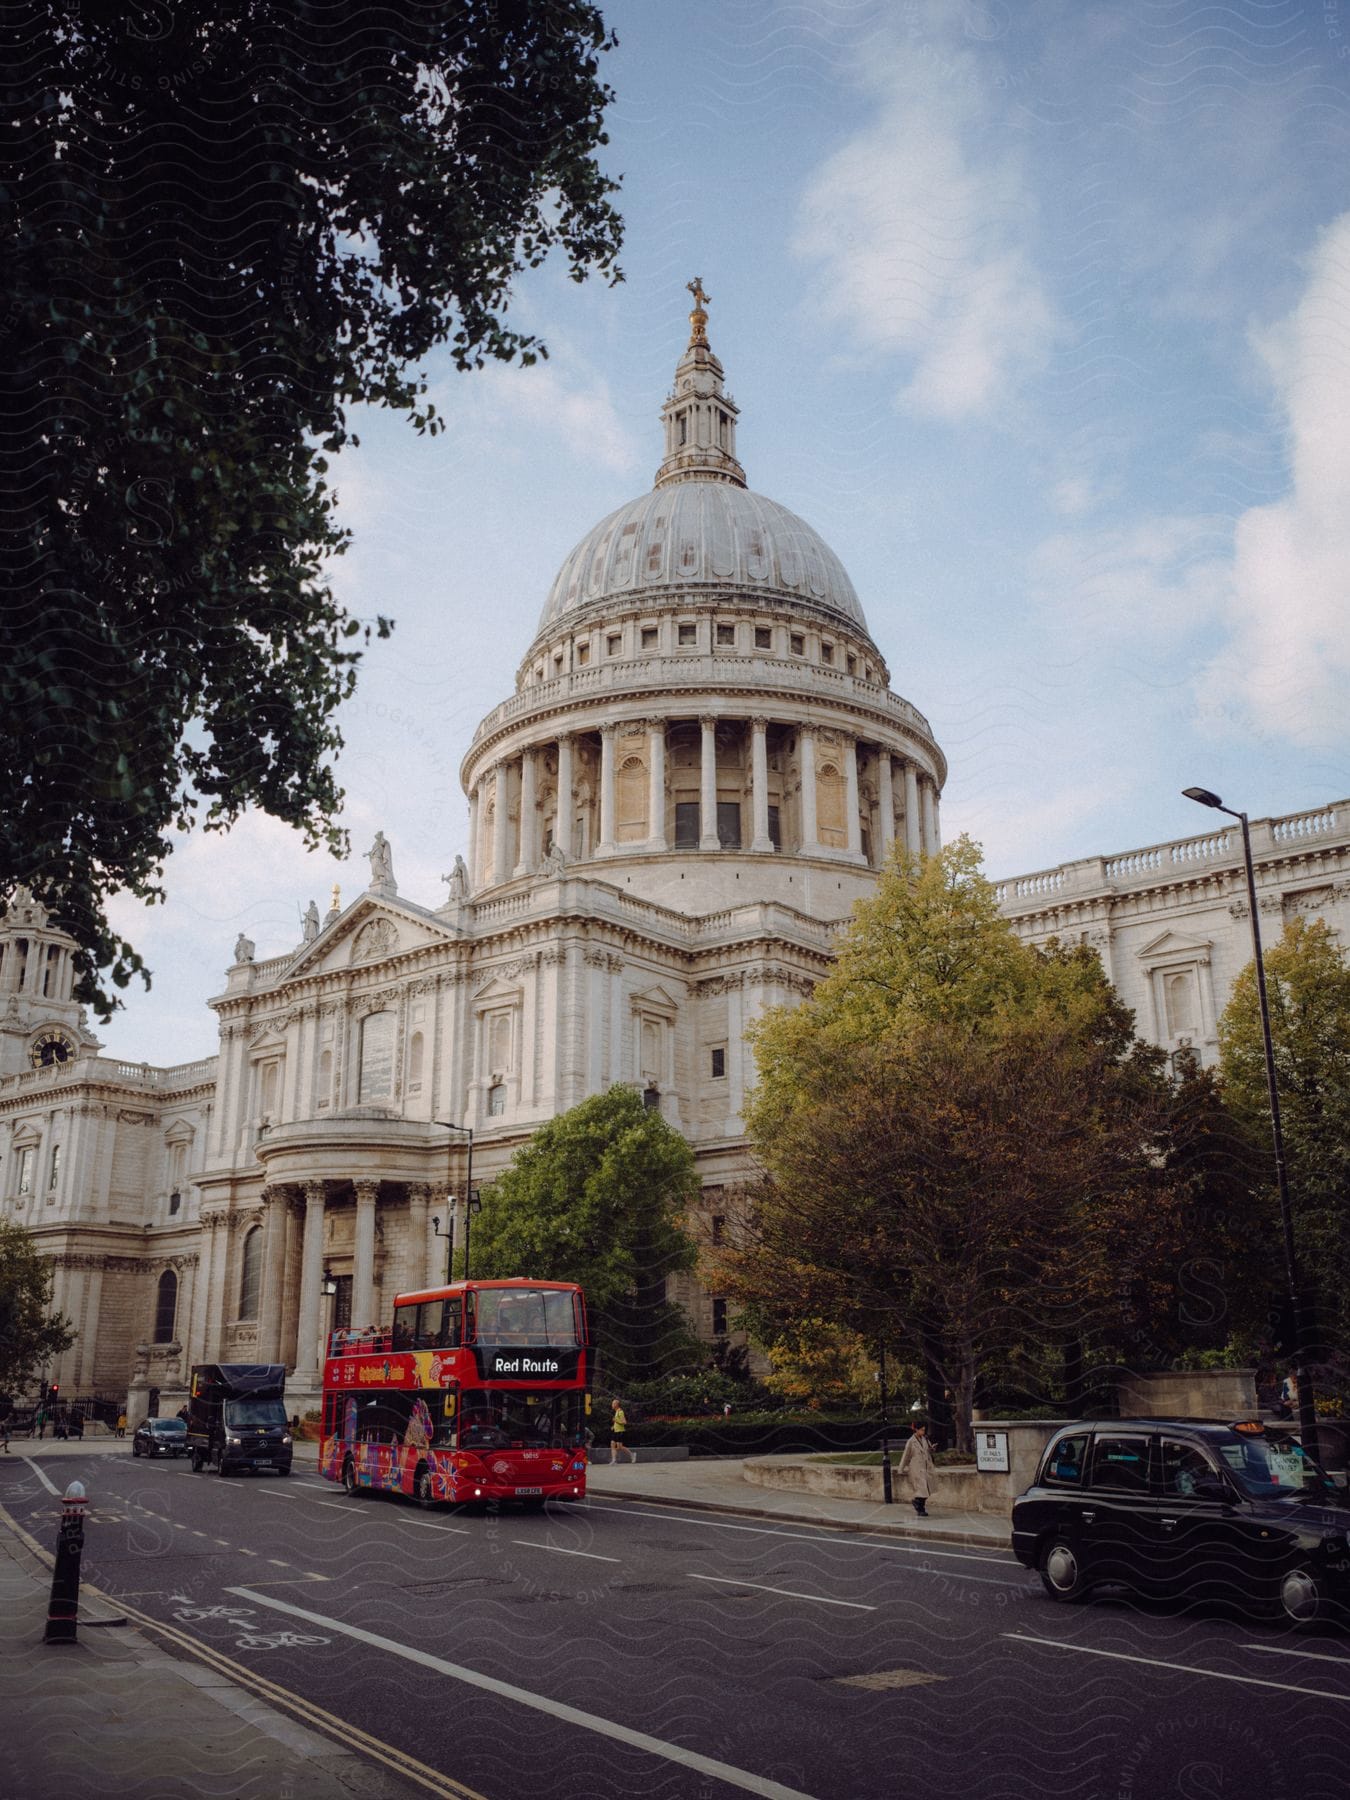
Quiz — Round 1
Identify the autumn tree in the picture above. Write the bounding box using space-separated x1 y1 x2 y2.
0 1223 76 1400
470 1086 701 1385
1 1 622 1015
715 842 1181 1452
1219 916 1350 1382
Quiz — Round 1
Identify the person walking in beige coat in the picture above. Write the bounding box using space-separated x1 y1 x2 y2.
897 1421 934 1516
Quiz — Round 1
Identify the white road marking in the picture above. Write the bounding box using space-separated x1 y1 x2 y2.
689 1573 875 1611
397 1520 473 1535
22 1459 59 1496
510 1541 620 1562
584 1501 1015 1565
1004 1632 1350 1700
227 1585 821 1800
256 1489 355 1513
1241 1642 1350 1665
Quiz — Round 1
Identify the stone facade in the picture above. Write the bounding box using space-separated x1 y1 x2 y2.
2 297 1346 1416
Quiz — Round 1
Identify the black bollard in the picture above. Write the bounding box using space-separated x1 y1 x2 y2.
44 1480 87 1644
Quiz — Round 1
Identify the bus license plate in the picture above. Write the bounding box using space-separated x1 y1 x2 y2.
515 1486 542 1496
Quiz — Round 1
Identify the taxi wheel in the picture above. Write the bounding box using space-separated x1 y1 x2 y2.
1040 1537 1088 1602
1276 1564 1326 1628
414 1464 436 1510
342 1457 361 1498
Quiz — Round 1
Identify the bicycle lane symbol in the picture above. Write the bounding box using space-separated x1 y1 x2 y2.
233 1630 331 1650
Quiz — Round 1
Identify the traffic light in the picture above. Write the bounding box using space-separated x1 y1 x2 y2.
49 1383 59 1400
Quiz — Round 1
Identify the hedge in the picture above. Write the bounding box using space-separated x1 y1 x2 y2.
623 1415 913 1458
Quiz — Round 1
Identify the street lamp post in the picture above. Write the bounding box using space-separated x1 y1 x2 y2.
433 1122 477 1280
1182 787 1318 1455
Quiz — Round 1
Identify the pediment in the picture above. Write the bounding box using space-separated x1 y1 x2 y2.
281 895 458 983
1136 929 1212 964
631 982 680 1015
473 974 524 1004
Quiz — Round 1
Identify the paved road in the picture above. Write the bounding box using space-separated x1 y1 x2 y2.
6 1449 1350 1799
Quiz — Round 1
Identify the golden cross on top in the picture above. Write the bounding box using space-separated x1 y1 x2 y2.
687 276 710 345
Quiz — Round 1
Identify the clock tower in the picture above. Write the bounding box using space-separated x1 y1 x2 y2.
0 891 99 1077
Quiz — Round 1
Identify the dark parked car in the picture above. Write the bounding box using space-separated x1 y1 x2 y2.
1012 1418 1350 1627
132 1416 189 1459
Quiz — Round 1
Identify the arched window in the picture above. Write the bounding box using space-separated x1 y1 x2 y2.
238 1227 262 1321
358 1011 395 1103
1164 971 1197 1037
153 1269 178 1343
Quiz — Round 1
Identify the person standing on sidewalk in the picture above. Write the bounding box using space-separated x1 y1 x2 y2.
898 1421 934 1517
116 1412 127 1439
610 1399 634 1465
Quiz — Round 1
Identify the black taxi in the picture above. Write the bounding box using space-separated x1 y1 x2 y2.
1011 1418 1350 1626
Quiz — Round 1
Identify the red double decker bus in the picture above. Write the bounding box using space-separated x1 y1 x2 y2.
319 1278 591 1507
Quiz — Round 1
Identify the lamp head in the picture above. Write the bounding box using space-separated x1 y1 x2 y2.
1183 786 1224 809
431 1216 440 1232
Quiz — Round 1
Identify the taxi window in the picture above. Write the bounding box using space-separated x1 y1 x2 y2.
1160 1439 1216 1498
1088 1435 1150 1493
1043 1433 1089 1486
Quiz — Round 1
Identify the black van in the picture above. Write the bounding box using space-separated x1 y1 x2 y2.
186 1363 292 1477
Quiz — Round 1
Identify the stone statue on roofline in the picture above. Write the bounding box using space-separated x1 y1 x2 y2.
444 855 469 901
302 899 320 942
366 830 397 896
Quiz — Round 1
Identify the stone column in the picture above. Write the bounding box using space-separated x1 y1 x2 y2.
699 715 720 850
646 719 668 851
598 724 617 852
293 1181 327 1384
799 727 819 854
256 1185 288 1363
467 782 481 889
844 735 862 859
922 777 939 856
904 760 922 857
750 716 772 852
514 749 538 878
930 783 942 854
406 1183 433 1293
492 762 511 886
878 751 896 860
352 1180 379 1330
554 733 574 859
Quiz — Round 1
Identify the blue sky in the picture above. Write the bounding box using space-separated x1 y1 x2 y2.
105 0 1350 1065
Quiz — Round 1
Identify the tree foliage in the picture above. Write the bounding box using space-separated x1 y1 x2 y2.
0 1222 76 1398
470 1086 701 1385
714 842 1182 1451
1219 916 1350 1374
1 1 623 1015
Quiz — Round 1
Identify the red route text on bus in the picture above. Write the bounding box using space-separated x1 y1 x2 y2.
319 1279 591 1507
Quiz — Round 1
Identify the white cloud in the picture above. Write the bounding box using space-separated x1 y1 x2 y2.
444 357 640 477
791 10 1057 420
1030 516 1230 653
1196 212 1350 747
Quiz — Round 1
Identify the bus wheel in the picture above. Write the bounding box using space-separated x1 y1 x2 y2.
414 1464 436 1510
342 1457 360 1497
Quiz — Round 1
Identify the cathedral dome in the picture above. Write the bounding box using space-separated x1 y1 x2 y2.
537 480 867 634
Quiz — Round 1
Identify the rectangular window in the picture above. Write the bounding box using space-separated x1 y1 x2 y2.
710 1046 726 1079
847 653 857 674
711 1215 725 1246
48 1144 60 1190
768 804 781 850
821 642 834 664
1088 1435 1150 1494
754 626 772 649
716 801 741 849
674 801 700 849
789 633 805 656
575 641 590 665
712 1298 728 1336
1160 1439 1218 1499
716 623 735 646
677 621 697 646
641 625 659 649
17 1148 34 1194
169 1191 182 1216
606 632 622 656
333 1274 353 1331
1043 1433 1089 1486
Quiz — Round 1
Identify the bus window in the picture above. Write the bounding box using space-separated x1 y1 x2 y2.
472 1287 580 1346
391 1305 416 1352
416 1298 461 1348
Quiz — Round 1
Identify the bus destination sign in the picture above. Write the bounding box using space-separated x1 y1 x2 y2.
476 1346 581 1383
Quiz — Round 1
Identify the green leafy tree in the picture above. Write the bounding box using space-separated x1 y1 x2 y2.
1 1 622 1015
1219 916 1350 1380
0 1222 76 1399
471 1086 701 1385
716 842 1181 1452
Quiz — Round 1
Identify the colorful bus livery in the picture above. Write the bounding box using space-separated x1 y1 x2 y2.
319 1279 591 1508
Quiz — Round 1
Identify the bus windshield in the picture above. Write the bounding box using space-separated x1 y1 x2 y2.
471 1287 581 1347
458 1389 585 1451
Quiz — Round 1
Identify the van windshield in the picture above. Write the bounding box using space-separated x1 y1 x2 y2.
225 1398 287 1429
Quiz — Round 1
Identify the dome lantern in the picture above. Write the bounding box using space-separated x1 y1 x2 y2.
653 277 746 491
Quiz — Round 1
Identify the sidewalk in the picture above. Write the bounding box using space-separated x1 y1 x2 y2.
582 1452 1013 1549
0 1469 425 1799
